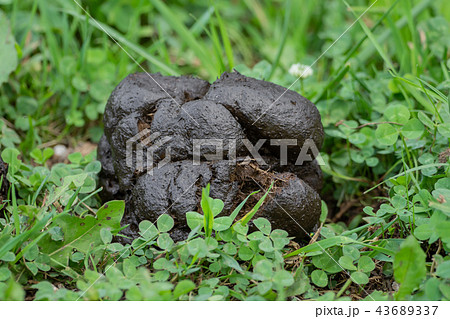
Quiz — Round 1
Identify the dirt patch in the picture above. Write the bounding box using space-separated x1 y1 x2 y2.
98 71 324 242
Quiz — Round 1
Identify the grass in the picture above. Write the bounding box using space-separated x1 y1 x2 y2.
0 0 449 300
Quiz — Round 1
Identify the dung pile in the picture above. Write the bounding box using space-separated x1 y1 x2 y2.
98 72 324 242
0 157 8 216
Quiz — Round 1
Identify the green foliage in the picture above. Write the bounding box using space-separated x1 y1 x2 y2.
39 201 124 267
0 0 449 301
0 10 18 85
1 178 300 300
393 236 426 300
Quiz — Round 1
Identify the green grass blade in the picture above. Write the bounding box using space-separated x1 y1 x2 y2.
229 190 259 221
358 0 433 63
63 9 179 75
31 175 49 206
150 0 217 76
285 236 358 257
313 65 350 103
201 184 213 237
61 187 81 215
11 184 20 235
360 242 396 256
190 7 215 36
345 1 396 73
72 187 103 212
417 78 449 103
364 163 449 194
208 20 226 73
314 0 400 102
0 214 52 260
13 231 48 264
238 182 273 226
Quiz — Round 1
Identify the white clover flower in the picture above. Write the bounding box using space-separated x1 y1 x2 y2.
289 63 313 79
